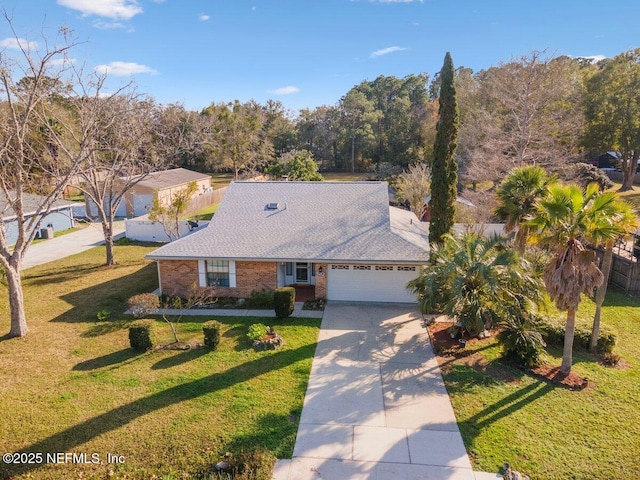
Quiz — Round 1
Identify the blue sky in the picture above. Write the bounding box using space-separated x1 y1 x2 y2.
1 0 639 113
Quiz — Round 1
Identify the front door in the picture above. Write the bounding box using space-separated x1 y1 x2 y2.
295 262 309 283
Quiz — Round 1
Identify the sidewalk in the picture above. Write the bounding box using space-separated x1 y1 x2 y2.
20 221 125 270
156 303 324 319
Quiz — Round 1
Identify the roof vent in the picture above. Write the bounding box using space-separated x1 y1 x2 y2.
266 202 280 210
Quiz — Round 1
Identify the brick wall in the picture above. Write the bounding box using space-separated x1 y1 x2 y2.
315 263 327 298
159 259 199 297
158 259 277 298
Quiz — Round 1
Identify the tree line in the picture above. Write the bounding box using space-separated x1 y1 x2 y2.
2 12 639 339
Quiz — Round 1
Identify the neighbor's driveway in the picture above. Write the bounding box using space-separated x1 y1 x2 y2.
20 221 125 270
273 302 490 480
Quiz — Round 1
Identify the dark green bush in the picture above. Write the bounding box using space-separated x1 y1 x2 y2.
538 316 617 354
497 316 546 367
203 320 222 350
243 289 275 309
274 287 295 318
128 320 155 351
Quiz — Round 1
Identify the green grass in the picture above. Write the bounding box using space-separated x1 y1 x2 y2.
189 203 219 221
443 291 640 479
0 243 319 479
608 181 640 209
209 172 235 189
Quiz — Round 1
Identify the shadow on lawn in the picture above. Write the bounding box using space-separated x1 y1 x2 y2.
22 262 104 286
458 379 554 436
151 347 209 370
50 263 157 324
601 290 640 307
4 340 317 478
81 320 132 338
72 348 140 371
222 411 300 460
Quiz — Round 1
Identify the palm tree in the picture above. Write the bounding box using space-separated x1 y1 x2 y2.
529 183 622 375
408 231 542 337
495 165 554 253
588 194 637 352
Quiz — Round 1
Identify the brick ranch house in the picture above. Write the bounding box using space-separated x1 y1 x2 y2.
146 181 430 303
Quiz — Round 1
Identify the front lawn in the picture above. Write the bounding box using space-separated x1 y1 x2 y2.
0 243 319 479
440 291 640 479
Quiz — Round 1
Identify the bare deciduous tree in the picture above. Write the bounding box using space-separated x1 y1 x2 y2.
459 51 585 189
394 163 431 218
74 83 168 265
0 16 90 337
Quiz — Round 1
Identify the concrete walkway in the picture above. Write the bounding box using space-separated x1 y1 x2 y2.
20 221 125 270
273 302 498 480
157 303 324 319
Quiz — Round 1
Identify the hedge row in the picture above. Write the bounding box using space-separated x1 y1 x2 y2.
538 316 617 354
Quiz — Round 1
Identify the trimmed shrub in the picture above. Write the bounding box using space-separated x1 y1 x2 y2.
129 320 155 351
127 293 160 318
243 289 275 309
274 287 295 318
538 316 617 354
202 320 221 350
247 323 268 342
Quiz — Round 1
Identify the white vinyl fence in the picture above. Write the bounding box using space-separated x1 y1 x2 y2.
125 216 209 243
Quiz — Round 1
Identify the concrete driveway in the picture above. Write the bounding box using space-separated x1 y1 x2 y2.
274 302 495 480
20 220 125 270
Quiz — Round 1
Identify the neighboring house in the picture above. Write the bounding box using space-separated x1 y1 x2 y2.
147 181 430 303
0 192 77 245
86 168 212 218
596 151 620 169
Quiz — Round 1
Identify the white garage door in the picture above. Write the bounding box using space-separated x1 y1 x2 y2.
326 264 418 303
132 194 154 217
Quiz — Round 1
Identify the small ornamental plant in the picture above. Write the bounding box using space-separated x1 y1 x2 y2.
247 323 268 342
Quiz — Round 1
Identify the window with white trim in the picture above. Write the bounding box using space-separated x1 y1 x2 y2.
353 265 371 270
331 264 349 270
206 260 230 287
375 265 394 271
397 266 416 271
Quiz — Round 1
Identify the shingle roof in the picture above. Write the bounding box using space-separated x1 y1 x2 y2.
0 191 78 221
147 181 429 263
128 168 211 191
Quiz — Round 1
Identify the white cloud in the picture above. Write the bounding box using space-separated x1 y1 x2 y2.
57 0 143 20
94 61 159 76
267 86 300 95
199 14 210 21
370 46 407 58
0 37 39 50
93 21 127 30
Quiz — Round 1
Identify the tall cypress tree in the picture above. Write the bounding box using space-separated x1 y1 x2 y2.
428 52 459 245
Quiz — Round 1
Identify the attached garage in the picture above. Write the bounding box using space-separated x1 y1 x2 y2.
326 264 419 303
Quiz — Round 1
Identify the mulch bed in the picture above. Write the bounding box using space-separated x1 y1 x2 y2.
427 321 590 390
530 364 591 390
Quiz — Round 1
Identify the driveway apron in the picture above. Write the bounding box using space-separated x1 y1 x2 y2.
273 302 480 480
